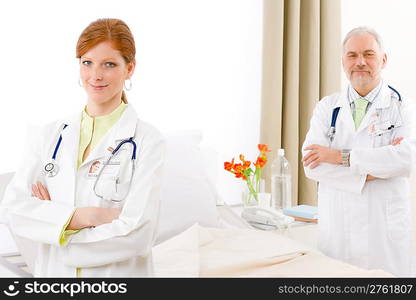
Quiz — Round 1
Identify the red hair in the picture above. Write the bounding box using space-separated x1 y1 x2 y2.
76 18 136 103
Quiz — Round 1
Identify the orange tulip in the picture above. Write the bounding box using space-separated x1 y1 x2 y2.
254 156 266 168
224 162 232 171
258 144 271 153
224 144 271 188
224 158 235 172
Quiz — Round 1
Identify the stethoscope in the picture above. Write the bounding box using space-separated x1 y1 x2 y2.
44 124 68 177
328 85 402 142
44 124 137 202
93 137 137 202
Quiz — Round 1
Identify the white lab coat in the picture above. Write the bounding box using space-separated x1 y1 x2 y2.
0 104 165 277
302 82 416 276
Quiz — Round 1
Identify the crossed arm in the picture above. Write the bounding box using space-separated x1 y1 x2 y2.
31 182 120 230
302 137 403 181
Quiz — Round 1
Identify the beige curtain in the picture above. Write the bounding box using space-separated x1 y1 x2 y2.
260 0 341 206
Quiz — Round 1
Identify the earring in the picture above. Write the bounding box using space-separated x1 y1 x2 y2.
78 78 83 87
124 79 132 91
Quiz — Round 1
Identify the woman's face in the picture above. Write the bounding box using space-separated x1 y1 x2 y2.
80 41 134 106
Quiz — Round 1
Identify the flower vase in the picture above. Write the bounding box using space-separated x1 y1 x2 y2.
242 191 272 209
242 191 258 208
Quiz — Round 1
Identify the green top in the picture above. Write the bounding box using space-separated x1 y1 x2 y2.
77 102 126 168
59 101 126 247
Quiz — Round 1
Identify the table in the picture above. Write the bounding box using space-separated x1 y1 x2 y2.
227 204 319 250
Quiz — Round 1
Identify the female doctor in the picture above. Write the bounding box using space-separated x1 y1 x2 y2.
0 18 165 277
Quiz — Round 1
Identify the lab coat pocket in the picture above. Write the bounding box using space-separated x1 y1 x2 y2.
386 197 408 242
372 131 392 148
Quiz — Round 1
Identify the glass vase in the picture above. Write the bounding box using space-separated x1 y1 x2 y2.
242 191 272 209
242 190 258 207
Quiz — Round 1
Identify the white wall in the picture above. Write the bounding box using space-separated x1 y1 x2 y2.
341 0 416 99
0 0 262 204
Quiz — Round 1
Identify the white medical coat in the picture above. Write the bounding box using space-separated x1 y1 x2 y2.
302 82 416 276
0 104 165 277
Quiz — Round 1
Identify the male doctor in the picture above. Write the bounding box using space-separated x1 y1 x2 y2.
302 27 416 276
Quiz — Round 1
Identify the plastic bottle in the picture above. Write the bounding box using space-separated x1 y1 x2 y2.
271 148 292 211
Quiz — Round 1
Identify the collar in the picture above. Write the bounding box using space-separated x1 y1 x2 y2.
348 80 383 105
335 80 393 109
82 101 126 131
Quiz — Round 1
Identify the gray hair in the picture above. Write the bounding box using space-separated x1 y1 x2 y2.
343 26 385 53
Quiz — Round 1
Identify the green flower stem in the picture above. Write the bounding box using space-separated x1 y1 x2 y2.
246 177 258 203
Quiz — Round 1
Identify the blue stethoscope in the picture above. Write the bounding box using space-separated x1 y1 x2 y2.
44 125 137 177
44 124 68 177
328 85 402 142
44 124 137 202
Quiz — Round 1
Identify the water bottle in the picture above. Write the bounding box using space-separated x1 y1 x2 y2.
271 148 292 211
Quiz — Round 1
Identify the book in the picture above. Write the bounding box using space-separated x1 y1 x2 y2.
282 205 318 220
291 216 318 224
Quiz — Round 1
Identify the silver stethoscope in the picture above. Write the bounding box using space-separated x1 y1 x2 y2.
44 124 137 202
328 85 402 142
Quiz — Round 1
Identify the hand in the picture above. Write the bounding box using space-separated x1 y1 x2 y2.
390 137 403 146
31 182 51 200
67 207 122 230
366 174 377 181
302 144 342 169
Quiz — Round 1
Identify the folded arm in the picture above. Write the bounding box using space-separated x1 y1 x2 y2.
302 99 367 194
61 133 166 267
0 125 77 246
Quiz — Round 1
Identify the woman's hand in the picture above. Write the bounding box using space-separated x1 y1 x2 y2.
31 182 51 200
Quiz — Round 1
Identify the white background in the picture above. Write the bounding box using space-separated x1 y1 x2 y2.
341 0 416 100
0 0 262 204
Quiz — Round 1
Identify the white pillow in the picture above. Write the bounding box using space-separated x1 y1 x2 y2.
156 130 222 244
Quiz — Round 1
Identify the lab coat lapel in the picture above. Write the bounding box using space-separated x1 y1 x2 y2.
80 104 138 167
334 90 355 136
51 112 81 205
111 104 138 144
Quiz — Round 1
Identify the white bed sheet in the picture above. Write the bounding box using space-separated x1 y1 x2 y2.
153 223 392 277
1 205 394 278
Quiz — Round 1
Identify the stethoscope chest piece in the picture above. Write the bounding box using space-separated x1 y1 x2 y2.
44 161 59 177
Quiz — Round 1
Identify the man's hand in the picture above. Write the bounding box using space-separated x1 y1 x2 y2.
302 144 342 169
390 137 403 146
31 182 51 200
67 207 122 230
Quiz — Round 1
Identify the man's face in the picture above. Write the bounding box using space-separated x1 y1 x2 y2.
342 33 387 90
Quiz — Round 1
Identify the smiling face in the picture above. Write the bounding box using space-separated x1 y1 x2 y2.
342 33 387 95
80 40 135 111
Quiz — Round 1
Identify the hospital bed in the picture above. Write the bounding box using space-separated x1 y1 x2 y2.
0 131 397 277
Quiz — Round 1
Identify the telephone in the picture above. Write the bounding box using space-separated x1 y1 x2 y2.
241 207 294 230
